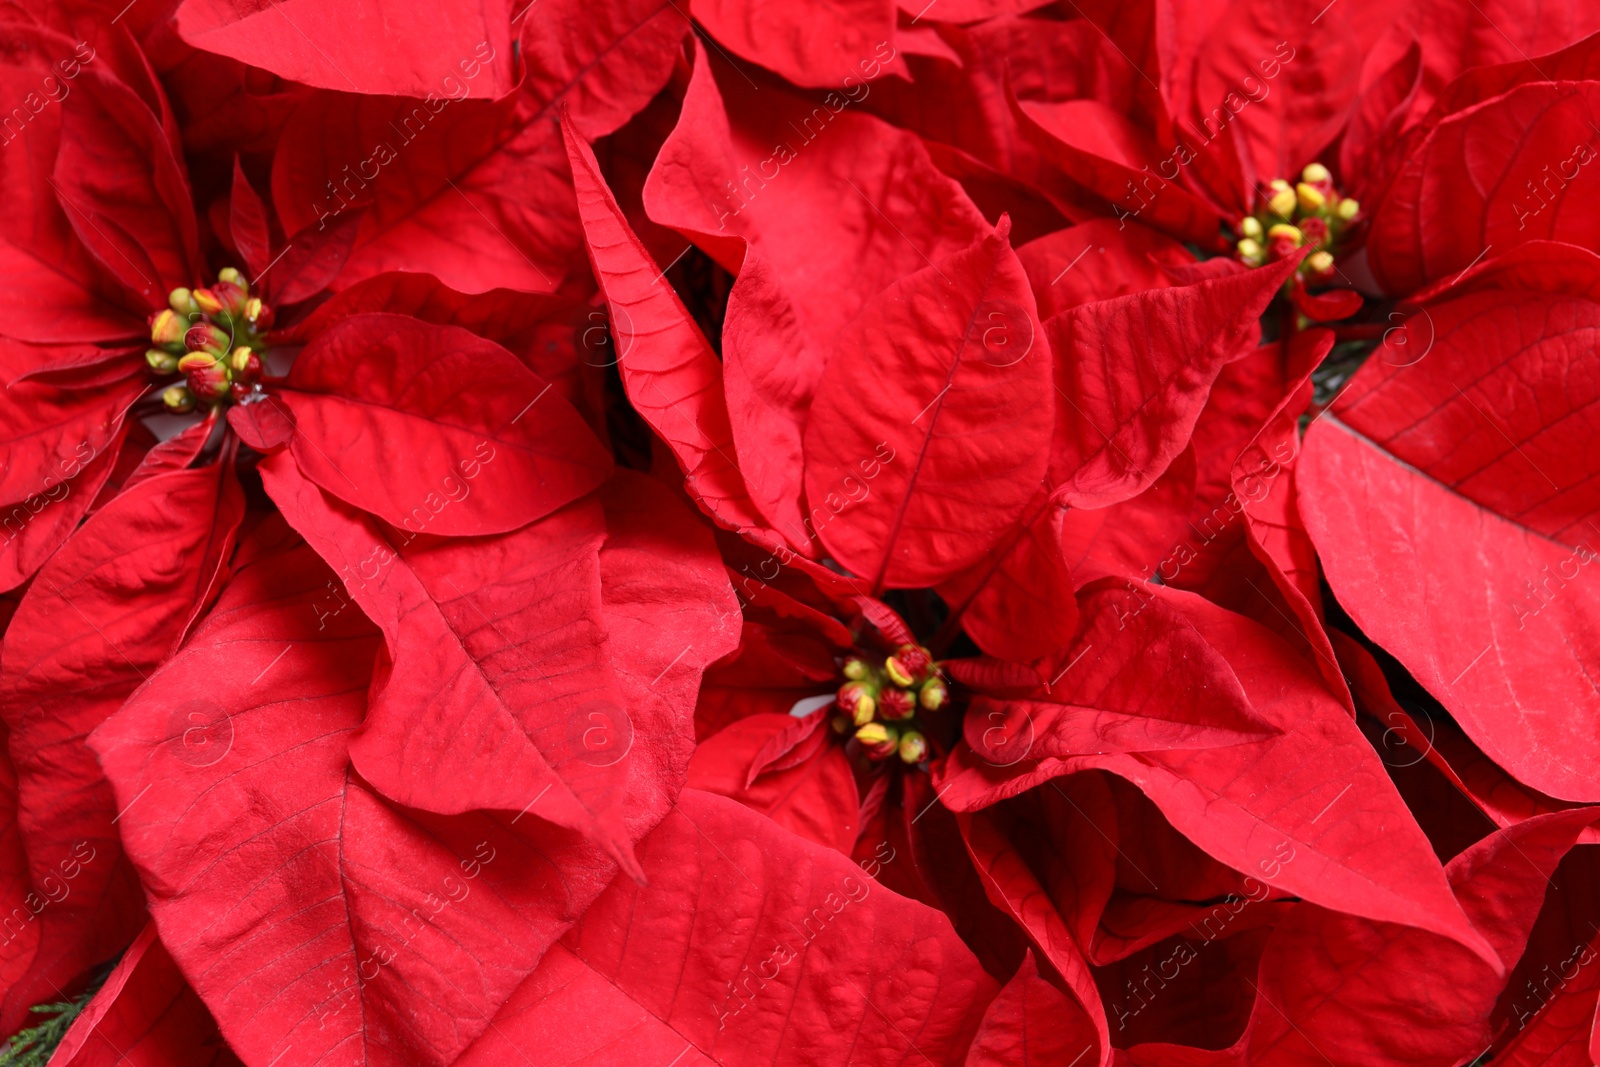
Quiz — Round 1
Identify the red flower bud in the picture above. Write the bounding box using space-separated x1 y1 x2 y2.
211 280 250 317
854 722 898 760
877 687 915 721
191 287 225 316
186 360 231 404
186 323 231 357
1299 216 1329 248
230 380 255 403
230 346 263 383
885 644 932 686
837 681 877 726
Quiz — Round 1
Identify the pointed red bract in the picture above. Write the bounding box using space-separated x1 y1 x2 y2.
689 0 897 88
964 951 1100 1066
939 497 1079 664
1045 254 1297 508
1369 69 1600 293
176 0 518 99
939 583 1496 963
687 713 860 853
0 462 242 1028
90 538 620 1067
563 109 784 548
275 312 611 536
642 45 991 546
803 222 1053 590
51 923 241 1067
53 70 200 307
262 458 737 874
1301 246 1600 801
461 789 997 1066
1240 809 1600 1065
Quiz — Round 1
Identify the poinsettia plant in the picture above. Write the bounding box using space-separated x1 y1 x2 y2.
1 0 1598 1065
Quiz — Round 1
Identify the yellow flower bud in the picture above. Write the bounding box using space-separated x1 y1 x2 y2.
1267 223 1303 245
217 267 246 291
1268 187 1297 218
191 287 225 316
1240 216 1263 239
1301 162 1332 184
177 351 219 372
1237 238 1263 261
162 384 195 412
1337 198 1360 221
897 730 929 764
149 308 186 347
1296 183 1326 212
1308 250 1335 273
854 722 898 760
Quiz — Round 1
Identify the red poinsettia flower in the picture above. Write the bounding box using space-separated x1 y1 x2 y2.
0 13 355 594
0 12 684 1046
4 3 1599 1066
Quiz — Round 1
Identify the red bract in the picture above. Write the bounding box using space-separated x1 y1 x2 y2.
1301 243 1600 802
1367 32 1600 293
265 0 691 295
50 923 239 1066
463 789 996 1067
6 3 1600 1066
0 461 241 1032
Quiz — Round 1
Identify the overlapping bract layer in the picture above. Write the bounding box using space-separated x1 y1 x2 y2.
0 2 1598 1066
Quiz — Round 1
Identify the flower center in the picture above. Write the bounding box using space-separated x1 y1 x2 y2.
146 268 273 412
831 643 947 767
1234 162 1359 283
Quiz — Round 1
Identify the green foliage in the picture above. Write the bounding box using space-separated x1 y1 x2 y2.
0 974 106 1067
